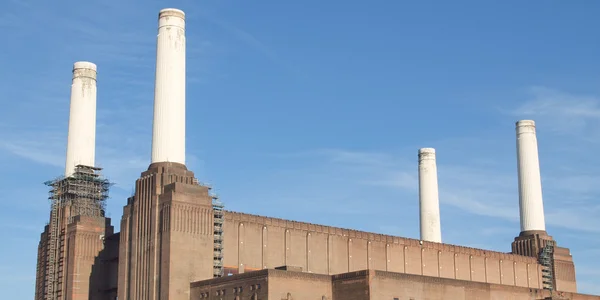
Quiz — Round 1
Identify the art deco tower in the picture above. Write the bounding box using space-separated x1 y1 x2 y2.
117 8 216 300
511 120 577 293
35 62 113 300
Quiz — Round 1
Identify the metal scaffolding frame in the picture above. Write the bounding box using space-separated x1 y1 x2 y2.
212 192 225 278
193 178 225 278
43 165 111 300
539 240 556 291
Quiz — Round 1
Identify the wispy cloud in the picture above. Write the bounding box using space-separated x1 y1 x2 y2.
324 149 520 219
512 86 600 140
275 144 600 233
197 12 296 74
0 140 64 168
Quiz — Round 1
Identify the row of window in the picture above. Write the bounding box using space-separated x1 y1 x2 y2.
199 284 262 298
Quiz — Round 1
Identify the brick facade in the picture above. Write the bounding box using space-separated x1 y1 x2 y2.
191 269 600 300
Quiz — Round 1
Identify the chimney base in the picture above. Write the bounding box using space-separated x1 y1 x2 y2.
511 232 577 293
511 230 553 258
147 162 188 172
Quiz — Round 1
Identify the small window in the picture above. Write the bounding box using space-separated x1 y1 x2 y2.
256 283 261 289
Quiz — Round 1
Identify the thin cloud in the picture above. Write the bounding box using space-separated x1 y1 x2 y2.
512 86 600 140
198 12 296 74
290 147 599 233
0 141 64 168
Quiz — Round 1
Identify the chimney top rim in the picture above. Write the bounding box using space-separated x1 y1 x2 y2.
419 148 436 154
516 120 535 127
159 8 185 19
73 61 97 71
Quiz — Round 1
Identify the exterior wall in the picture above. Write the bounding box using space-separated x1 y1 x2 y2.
118 162 214 300
332 271 370 300
369 270 600 300
190 269 332 300
35 208 113 300
191 270 270 300
91 232 120 300
64 216 113 300
554 246 578 293
269 270 332 300
191 269 600 300
35 226 49 300
160 182 215 299
223 211 541 290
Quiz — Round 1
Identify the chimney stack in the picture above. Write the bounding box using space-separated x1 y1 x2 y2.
64 61 97 177
516 120 546 233
418 148 442 243
151 8 186 165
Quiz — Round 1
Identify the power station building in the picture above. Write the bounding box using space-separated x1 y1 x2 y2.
34 8 600 300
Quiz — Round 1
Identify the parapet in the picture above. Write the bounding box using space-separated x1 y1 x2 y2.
224 210 538 263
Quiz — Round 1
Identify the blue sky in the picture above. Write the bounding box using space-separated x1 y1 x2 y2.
1 0 599 298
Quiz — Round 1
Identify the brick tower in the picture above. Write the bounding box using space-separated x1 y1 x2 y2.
510 120 576 293
116 8 216 300
34 62 114 300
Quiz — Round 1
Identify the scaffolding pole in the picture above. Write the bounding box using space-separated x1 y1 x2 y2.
539 240 556 291
212 192 225 278
43 165 112 300
46 200 59 300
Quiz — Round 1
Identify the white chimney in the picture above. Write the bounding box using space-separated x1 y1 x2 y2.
64 61 97 177
151 8 186 165
516 120 546 232
418 148 442 243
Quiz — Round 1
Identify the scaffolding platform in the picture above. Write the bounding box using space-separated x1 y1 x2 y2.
539 240 556 291
43 165 112 300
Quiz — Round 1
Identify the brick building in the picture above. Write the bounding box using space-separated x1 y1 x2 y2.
34 7 600 300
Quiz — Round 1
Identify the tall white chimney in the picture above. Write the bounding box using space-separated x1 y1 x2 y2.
418 148 442 243
64 61 97 177
151 8 186 165
516 120 546 233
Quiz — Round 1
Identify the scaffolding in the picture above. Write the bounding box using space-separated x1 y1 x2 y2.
193 178 225 278
539 240 556 291
212 192 225 278
43 165 112 300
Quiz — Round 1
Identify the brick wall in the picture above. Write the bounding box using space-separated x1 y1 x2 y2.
223 211 541 290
